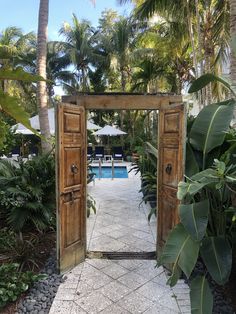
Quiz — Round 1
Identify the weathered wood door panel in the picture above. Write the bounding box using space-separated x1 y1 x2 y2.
157 104 185 252
56 104 86 273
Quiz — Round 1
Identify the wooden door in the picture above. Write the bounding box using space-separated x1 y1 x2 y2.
157 104 186 253
56 103 86 273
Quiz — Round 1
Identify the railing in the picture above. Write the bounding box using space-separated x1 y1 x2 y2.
111 158 114 180
98 158 102 180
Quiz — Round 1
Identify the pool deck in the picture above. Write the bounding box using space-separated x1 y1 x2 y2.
49 165 191 314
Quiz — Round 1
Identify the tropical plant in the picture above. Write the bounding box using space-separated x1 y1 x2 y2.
0 154 55 232
159 74 236 314
0 263 46 309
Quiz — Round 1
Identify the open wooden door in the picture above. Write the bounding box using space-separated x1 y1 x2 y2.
157 104 186 254
56 103 86 273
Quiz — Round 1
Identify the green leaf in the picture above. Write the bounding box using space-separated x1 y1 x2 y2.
177 181 206 200
0 90 40 137
179 200 209 241
200 236 232 285
0 67 46 82
188 73 235 96
185 143 199 177
160 223 199 278
189 100 235 168
190 275 213 314
167 264 182 287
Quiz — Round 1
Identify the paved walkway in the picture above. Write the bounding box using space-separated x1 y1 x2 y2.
50 165 190 314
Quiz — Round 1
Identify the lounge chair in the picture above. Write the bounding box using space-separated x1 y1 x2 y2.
112 146 124 161
11 147 21 160
87 146 94 160
94 146 104 160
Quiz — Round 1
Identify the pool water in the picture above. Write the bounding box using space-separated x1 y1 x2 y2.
91 166 128 178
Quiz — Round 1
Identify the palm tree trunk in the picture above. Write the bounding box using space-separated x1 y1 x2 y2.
36 0 52 153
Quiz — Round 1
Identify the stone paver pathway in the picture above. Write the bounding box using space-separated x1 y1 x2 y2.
50 164 190 313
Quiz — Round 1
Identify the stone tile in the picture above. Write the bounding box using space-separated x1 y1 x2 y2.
143 304 180 314
99 280 132 302
75 280 93 298
101 262 129 279
134 262 163 281
86 258 113 270
117 291 154 313
49 300 74 313
80 267 112 289
117 271 148 290
115 259 144 271
136 281 170 302
158 292 180 312
70 303 88 314
54 288 76 301
74 290 113 313
100 303 130 314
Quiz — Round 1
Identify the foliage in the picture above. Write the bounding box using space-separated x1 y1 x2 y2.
0 154 56 232
87 194 96 218
130 141 157 221
0 263 46 309
0 229 44 271
159 74 236 314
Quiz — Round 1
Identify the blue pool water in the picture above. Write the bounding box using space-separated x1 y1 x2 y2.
91 166 128 178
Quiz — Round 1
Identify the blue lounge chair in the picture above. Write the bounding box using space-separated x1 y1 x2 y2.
87 146 94 160
113 146 124 161
94 146 104 160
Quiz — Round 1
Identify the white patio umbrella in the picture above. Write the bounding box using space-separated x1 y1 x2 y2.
93 125 127 147
11 123 34 135
93 125 127 136
30 108 101 133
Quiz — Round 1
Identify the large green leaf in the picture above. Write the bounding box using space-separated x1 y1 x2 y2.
179 200 209 241
190 276 213 314
189 100 235 168
188 73 235 96
185 143 199 177
200 236 232 285
177 181 207 200
0 67 45 82
160 223 199 278
0 91 40 137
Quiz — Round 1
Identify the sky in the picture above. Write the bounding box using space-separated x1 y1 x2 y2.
0 0 133 40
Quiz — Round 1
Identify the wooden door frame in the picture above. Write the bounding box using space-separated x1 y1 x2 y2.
61 93 185 255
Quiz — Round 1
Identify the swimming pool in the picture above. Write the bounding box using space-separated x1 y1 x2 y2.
91 166 128 178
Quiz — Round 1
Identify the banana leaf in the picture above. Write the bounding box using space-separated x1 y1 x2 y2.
189 100 235 168
185 142 199 177
179 199 209 241
160 223 199 278
200 236 232 285
188 73 235 96
190 275 213 314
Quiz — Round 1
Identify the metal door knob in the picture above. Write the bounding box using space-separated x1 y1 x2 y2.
165 163 172 175
71 164 78 174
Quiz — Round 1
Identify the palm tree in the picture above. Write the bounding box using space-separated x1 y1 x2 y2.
112 17 134 92
36 0 51 153
59 15 98 92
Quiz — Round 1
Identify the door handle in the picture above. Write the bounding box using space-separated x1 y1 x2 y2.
71 164 78 174
165 163 172 175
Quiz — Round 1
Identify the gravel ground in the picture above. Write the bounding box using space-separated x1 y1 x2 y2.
189 260 235 314
16 252 63 314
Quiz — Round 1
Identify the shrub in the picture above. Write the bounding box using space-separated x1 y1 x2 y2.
0 154 55 232
0 263 46 309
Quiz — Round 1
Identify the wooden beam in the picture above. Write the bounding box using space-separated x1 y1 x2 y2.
62 94 182 110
